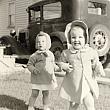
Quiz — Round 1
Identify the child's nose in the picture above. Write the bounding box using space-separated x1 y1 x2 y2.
39 42 42 45
75 38 79 41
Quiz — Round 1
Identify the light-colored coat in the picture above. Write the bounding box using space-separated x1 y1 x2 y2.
27 50 57 85
59 46 105 103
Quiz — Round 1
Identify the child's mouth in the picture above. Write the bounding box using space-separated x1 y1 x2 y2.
74 42 80 45
39 46 42 48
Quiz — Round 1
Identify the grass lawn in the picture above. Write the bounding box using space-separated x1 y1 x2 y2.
0 68 70 110
0 67 110 110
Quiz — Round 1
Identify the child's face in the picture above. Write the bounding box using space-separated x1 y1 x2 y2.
36 35 47 51
70 26 85 50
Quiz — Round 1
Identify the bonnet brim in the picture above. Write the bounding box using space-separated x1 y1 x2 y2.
65 20 89 49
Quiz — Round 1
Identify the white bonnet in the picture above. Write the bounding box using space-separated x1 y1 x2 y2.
36 31 51 50
65 20 89 49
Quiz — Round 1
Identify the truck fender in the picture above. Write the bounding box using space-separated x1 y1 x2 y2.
50 31 67 46
49 32 67 61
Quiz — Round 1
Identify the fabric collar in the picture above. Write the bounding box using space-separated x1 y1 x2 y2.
36 50 48 57
69 44 89 54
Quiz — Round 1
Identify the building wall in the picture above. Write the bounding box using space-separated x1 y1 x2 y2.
0 0 34 37
0 0 9 36
15 0 31 35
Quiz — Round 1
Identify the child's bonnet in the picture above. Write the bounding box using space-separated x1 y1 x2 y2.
65 20 89 49
36 31 51 50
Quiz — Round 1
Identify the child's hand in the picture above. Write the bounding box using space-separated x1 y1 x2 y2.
97 65 105 77
33 69 40 74
61 63 73 73
66 64 73 73
51 74 58 89
100 71 105 77
52 79 58 89
56 62 73 73
52 78 58 89
96 70 105 77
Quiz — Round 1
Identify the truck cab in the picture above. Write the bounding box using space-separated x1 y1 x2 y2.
27 0 110 63
27 0 69 61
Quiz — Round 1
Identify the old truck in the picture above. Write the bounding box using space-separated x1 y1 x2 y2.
0 0 110 65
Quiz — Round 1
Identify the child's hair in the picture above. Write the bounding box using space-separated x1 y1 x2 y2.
65 20 89 48
36 31 51 50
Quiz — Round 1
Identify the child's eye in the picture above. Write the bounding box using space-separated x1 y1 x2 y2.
79 36 83 38
71 36 76 39
37 41 40 43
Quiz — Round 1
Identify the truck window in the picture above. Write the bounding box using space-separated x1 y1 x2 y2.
43 2 61 20
88 1 107 15
30 10 40 22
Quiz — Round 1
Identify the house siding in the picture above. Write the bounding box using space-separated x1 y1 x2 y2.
0 0 34 37
15 0 29 34
0 0 44 37
0 0 9 36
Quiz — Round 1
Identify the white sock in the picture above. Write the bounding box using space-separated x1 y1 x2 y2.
44 107 50 110
28 106 34 110
44 105 50 110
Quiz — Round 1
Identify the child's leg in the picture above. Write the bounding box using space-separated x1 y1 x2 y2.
42 90 50 110
69 102 79 110
28 89 39 110
83 92 95 110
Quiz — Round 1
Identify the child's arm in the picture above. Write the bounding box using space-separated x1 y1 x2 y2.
92 50 105 77
27 54 40 74
57 50 73 73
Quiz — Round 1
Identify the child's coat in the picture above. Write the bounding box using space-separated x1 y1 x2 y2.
27 50 57 90
59 46 105 103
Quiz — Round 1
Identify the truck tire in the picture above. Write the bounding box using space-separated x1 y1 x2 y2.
89 24 110 56
0 35 19 55
50 40 63 62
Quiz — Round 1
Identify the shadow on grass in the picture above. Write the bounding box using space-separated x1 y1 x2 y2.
0 95 28 110
0 95 44 110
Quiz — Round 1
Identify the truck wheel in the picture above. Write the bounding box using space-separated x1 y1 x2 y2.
50 40 63 62
0 35 18 55
89 24 110 56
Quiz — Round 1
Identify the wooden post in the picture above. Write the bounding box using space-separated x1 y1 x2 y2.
0 46 6 57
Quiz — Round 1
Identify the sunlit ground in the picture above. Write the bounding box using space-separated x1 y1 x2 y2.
0 66 109 110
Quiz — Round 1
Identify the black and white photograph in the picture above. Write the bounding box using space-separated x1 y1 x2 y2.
0 0 110 110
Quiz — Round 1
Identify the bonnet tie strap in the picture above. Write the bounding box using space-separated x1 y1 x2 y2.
37 51 48 57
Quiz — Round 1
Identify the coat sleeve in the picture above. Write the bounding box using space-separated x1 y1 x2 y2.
49 52 61 72
48 52 58 82
57 50 70 71
27 54 38 74
92 50 105 77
